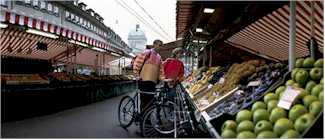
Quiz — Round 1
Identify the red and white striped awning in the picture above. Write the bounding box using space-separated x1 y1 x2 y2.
0 11 114 52
0 27 68 60
227 1 323 60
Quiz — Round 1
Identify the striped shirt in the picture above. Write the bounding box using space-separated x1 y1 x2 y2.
133 49 164 80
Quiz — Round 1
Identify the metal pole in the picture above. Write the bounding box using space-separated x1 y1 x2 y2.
310 1 315 59
289 1 296 71
209 45 212 67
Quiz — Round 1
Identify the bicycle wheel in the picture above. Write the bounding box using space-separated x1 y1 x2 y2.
118 96 135 128
141 103 176 138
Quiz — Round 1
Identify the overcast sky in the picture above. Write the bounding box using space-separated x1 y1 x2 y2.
81 0 176 45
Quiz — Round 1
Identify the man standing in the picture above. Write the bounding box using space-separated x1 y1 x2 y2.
132 39 164 114
163 47 185 98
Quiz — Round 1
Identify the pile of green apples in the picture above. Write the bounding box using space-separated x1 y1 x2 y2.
220 58 323 138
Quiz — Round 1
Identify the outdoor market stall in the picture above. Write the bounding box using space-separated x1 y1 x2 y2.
176 1 323 138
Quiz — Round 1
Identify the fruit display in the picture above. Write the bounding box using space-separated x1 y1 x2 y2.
218 57 323 138
1 74 49 85
185 66 222 96
199 62 285 116
191 60 268 109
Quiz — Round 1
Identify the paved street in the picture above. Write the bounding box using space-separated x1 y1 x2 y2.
1 93 141 138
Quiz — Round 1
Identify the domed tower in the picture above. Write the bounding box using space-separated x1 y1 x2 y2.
128 24 147 54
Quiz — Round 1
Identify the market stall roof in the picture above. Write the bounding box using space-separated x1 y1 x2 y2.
0 25 120 68
0 26 67 60
57 48 119 67
227 1 323 60
176 1 286 42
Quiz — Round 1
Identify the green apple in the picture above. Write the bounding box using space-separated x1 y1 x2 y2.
275 86 286 96
295 58 304 68
263 93 278 104
311 84 323 97
303 57 315 68
289 104 307 122
303 95 318 108
310 68 323 81
221 129 236 138
221 120 237 132
274 118 294 136
292 83 302 88
251 101 267 112
309 101 322 116
321 78 323 84
296 89 309 101
295 69 309 87
319 91 323 103
294 113 315 133
314 58 323 68
236 110 252 123
253 109 269 123
286 79 295 86
305 81 317 92
280 129 300 138
257 131 277 138
291 68 300 79
237 120 254 132
254 120 273 134
237 131 256 138
269 107 287 123
267 100 278 113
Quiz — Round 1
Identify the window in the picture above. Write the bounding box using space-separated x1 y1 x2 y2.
25 0 31 5
71 13 75 21
80 18 83 25
87 22 90 28
0 0 6 7
54 5 59 15
15 0 24 5
75 16 79 23
40 1 46 10
47 3 53 12
32 0 39 8
65 11 70 19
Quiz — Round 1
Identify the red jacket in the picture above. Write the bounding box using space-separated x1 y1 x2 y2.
163 58 184 83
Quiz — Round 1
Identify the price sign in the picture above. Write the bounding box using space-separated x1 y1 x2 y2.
247 80 261 87
194 110 202 122
208 84 213 89
278 86 302 110
218 77 225 84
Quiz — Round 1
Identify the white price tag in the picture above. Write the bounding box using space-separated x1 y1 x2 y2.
194 110 202 122
277 86 301 110
208 84 213 89
218 78 225 84
247 80 261 87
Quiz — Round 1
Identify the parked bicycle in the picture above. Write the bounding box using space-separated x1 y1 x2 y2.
118 80 174 130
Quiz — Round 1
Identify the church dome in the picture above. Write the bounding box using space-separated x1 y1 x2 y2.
128 24 147 41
